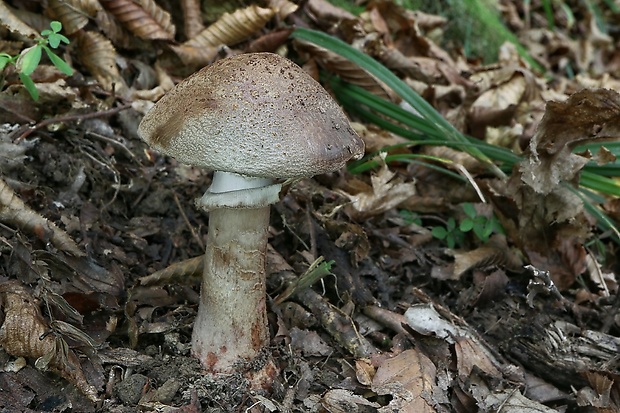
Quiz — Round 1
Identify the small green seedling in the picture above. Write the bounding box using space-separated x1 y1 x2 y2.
459 203 503 243
0 21 73 100
399 209 422 226
431 217 465 249
431 203 504 248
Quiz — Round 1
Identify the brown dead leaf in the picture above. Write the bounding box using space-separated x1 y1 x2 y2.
0 281 98 402
340 155 416 220
521 88 620 194
0 1 39 37
453 244 509 277
171 5 274 67
372 349 437 413
180 0 204 39
305 0 356 26
47 0 102 35
268 0 298 20
75 30 126 93
99 0 175 41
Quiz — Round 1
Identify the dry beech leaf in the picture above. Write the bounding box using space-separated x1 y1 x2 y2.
352 122 410 154
521 88 620 195
268 0 299 20
95 8 135 49
180 0 204 39
371 349 437 413
295 39 396 101
379 47 445 85
306 0 356 25
0 1 38 37
47 0 102 35
75 30 126 93
171 5 275 66
0 178 83 257
0 281 98 402
340 155 416 220
99 0 175 41
453 244 508 277
247 28 294 54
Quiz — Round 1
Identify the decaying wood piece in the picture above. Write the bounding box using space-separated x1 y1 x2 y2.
0 177 83 256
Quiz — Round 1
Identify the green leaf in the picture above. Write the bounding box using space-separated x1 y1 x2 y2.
432 226 448 240
17 46 42 76
0 53 14 71
446 234 456 249
43 47 73 75
462 203 477 219
460 218 474 232
47 34 61 48
446 217 457 231
19 73 39 100
50 21 63 33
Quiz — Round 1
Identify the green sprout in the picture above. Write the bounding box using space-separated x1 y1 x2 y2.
431 217 465 249
430 203 504 248
458 203 504 243
0 21 73 100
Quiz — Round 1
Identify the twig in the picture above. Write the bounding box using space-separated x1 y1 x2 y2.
173 191 205 251
12 104 132 141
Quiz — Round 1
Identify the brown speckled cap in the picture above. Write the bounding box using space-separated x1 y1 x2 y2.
137 52 365 178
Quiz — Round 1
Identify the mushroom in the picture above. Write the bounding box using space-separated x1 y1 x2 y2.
137 52 365 375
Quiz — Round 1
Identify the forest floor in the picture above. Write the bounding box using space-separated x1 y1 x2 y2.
1 0 620 412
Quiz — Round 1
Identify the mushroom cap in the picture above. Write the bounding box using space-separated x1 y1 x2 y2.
137 52 365 179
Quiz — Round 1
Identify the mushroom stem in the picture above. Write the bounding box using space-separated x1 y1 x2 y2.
192 171 275 372
192 205 270 372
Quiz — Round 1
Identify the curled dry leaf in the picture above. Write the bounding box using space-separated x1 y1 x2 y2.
247 28 294 54
0 1 39 37
99 0 175 41
0 177 83 257
372 349 437 413
171 5 275 66
180 0 204 39
305 0 356 25
47 0 102 35
75 30 126 93
521 88 620 194
0 281 98 402
95 8 134 49
268 0 298 20
339 155 416 220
